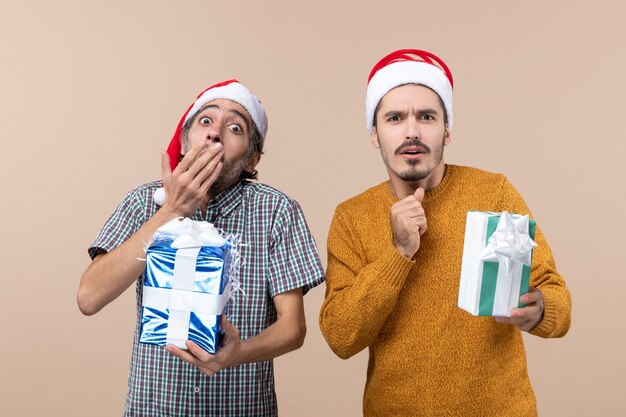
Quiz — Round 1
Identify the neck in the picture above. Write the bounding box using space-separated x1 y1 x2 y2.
389 162 447 199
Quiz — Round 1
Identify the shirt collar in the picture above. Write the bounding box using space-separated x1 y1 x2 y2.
207 180 244 218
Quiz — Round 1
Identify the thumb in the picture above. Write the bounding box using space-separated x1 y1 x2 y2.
161 149 171 182
221 316 239 338
414 187 425 202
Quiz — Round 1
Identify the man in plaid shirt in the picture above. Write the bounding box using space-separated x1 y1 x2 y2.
78 80 324 416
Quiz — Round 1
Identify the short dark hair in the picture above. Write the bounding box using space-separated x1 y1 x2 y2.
372 83 448 129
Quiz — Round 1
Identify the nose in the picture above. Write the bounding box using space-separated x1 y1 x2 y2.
205 121 222 144
405 117 420 140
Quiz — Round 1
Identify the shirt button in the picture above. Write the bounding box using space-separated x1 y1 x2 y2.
194 387 200 394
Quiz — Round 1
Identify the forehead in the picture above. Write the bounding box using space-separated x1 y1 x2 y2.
194 98 251 122
379 84 443 111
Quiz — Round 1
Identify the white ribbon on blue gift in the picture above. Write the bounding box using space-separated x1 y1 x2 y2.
480 211 537 316
142 218 232 349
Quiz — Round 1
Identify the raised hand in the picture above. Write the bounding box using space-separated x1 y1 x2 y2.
390 187 427 259
160 143 224 217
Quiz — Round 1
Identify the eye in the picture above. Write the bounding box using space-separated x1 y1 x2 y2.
199 117 211 125
228 124 243 134
421 114 434 121
388 115 400 122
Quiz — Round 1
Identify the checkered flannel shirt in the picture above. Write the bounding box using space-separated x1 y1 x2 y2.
89 180 325 417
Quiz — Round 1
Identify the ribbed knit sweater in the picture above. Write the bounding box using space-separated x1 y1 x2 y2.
319 165 571 417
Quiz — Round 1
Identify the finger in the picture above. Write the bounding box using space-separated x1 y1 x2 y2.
392 200 424 218
173 144 203 174
191 151 223 190
200 368 217 377
161 149 172 183
520 287 543 304
403 194 424 207
510 304 542 320
496 315 532 328
413 187 425 202
221 315 238 336
391 198 412 213
494 316 514 325
186 143 223 179
185 340 213 361
393 194 422 208
199 162 223 195
166 344 202 366
408 206 425 218
417 218 427 236
220 316 241 345
509 307 528 318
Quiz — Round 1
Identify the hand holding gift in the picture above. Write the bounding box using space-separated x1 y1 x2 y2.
167 315 243 376
495 287 545 331
391 187 427 258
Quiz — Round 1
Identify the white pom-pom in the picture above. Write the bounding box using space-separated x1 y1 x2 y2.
153 187 165 206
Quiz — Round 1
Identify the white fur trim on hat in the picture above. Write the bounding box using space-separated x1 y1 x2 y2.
366 60 453 134
186 81 268 139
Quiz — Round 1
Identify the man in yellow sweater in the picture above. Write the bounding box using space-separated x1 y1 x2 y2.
319 49 571 416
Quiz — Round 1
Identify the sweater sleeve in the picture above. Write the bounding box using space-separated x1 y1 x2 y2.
496 176 572 338
319 206 415 359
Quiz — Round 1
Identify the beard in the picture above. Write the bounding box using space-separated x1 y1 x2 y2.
381 135 446 182
209 151 253 196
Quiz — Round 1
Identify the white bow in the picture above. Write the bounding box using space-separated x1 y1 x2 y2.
152 217 226 249
480 212 537 274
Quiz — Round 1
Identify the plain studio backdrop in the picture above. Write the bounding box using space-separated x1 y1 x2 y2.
1 1 624 416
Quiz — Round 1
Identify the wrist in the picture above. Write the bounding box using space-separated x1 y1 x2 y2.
393 243 417 259
230 339 248 367
157 203 188 221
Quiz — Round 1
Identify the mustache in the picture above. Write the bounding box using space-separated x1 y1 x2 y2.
395 139 431 155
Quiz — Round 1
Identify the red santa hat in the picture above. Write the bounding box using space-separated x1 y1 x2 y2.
165 79 268 171
365 49 454 134
154 79 268 206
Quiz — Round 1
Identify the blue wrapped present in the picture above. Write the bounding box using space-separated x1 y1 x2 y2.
458 211 537 317
139 218 239 353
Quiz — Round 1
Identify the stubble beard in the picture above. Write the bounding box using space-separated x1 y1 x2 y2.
209 151 253 196
382 135 446 182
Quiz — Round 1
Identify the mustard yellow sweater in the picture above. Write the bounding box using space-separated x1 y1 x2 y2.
320 165 571 417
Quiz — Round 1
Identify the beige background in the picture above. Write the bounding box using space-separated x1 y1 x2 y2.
1 0 624 415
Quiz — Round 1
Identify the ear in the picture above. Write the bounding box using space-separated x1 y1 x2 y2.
371 127 380 149
443 126 451 146
179 134 187 156
245 151 261 172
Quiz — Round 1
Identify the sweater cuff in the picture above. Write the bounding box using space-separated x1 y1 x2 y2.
376 245 415 289
529 289 558 338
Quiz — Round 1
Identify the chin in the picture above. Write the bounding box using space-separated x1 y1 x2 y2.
398 169 430 182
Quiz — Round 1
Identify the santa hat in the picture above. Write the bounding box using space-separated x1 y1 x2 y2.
365 49 454 134
154 79 268 206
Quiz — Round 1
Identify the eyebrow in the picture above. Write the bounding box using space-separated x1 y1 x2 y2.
228 109 250 131
196 104 250 130
418 108 440 115
383 110 405 118
383 108 440 118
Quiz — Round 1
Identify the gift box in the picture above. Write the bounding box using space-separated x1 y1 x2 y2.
457 211 537 317
139 218 239 353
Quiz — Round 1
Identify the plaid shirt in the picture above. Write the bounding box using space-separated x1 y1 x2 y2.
89 180 325 417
